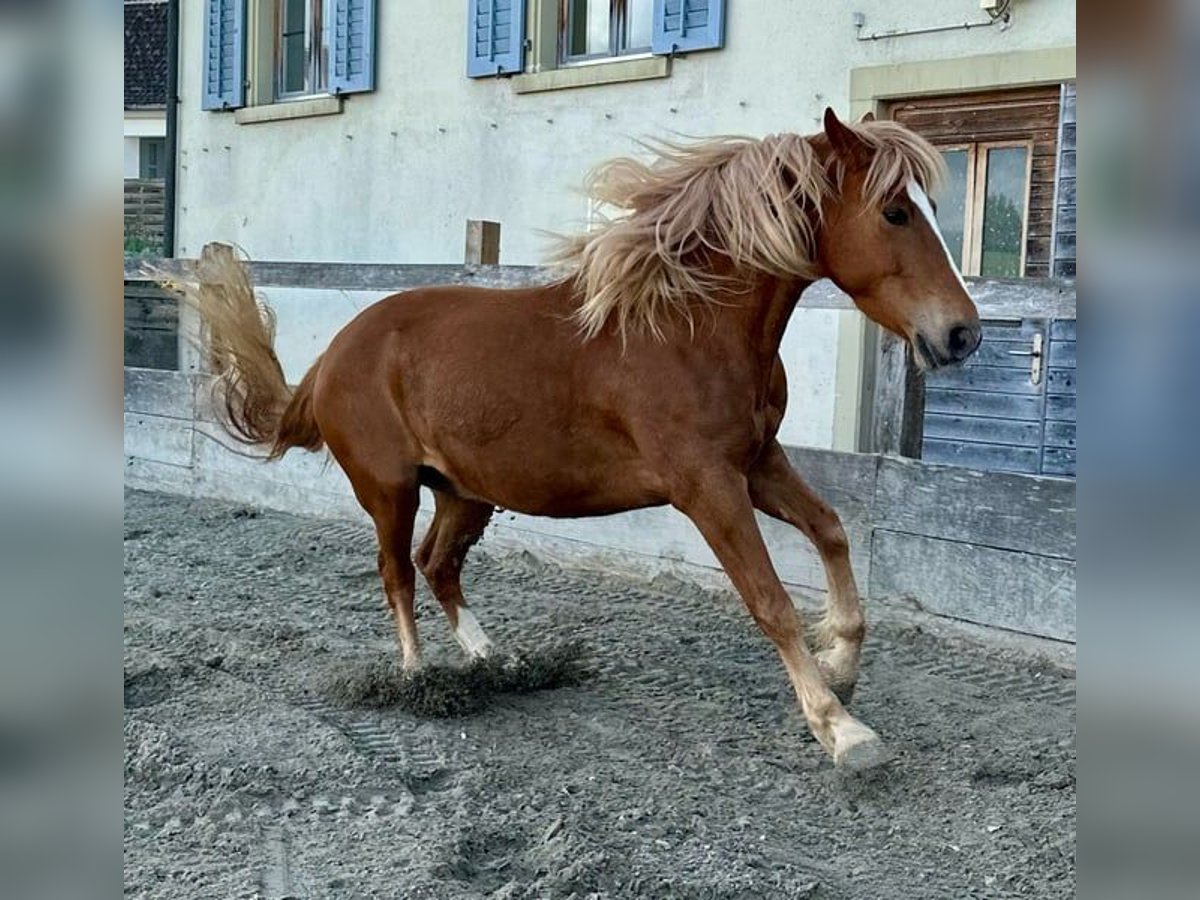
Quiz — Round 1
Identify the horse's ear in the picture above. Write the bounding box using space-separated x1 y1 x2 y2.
823 107 872 165
858 110 876 123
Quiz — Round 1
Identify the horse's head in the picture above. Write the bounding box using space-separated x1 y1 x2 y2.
816 108 981 370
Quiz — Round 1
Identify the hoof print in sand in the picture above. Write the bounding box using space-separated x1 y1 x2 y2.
124 666 179 709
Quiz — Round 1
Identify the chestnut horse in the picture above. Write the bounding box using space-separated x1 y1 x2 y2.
169 109 979 769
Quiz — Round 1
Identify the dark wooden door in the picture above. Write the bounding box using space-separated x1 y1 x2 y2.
922 317 1075 478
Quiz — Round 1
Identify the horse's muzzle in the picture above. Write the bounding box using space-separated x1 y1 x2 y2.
914 322 981 370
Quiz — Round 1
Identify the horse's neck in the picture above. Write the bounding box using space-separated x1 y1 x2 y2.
716 275 813 366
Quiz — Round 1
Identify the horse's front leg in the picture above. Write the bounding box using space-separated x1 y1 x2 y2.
748 441 864 703
675 470 889 770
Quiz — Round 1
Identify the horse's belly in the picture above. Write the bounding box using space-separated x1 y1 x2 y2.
423 449 666 519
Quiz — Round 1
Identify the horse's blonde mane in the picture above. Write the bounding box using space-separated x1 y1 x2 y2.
839 119 948 214
558 119 945 341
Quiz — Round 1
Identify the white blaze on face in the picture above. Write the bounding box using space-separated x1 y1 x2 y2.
454 607 494 659
905 179 969 293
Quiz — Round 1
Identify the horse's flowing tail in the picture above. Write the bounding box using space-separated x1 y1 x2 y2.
155 242 324 460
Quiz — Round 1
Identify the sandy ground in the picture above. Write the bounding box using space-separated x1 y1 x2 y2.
124 489 1075 899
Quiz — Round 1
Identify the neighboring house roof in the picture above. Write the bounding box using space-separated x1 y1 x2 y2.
125 1 168 110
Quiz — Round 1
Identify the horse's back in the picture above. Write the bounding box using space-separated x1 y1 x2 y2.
331 281 571 356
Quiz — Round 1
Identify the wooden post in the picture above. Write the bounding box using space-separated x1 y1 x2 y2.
464 220 501 265
871 330 925 458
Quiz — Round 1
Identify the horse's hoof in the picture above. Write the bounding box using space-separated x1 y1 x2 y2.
835 734 894 772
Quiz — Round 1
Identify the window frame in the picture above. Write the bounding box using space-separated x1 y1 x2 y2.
273 0 327 102
934 142 973 273
934 139 1034 277
229 0 375 120
559 0 654 67
139 137 166 180
971 139 1034 278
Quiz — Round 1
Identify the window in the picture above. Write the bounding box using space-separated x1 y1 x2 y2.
934 143 1031 278
202 0 377 112
276 0 325 99
563 0 654 64
887 86 1064 278
470 1 725 82
139 138 166 180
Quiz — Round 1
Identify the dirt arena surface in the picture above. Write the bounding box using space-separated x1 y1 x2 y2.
124 489 1075 899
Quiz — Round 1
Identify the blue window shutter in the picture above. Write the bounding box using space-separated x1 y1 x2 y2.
466 0 526 78
327 0 377 94
201 0 246 110
652 0 725 55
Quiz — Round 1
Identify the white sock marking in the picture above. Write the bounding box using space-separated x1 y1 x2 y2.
454 607 494 659
906 179 969 293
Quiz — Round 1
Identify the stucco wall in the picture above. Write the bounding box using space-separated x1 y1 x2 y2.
172 0 1074 449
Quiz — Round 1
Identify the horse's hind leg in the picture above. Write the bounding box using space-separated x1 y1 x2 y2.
415 491 496 660
364 483 423 671
748 441 864 703
342 469 424 670
316 376 425 670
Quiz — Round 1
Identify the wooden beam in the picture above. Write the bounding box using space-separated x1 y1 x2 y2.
126 262 550 293
871 530 1076 641
464 220 501 265
873 455 1076 560
870 331 925 457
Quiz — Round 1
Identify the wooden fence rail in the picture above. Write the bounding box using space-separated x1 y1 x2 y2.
126 256 1076 317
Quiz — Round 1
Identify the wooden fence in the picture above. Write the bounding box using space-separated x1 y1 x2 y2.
123 254 1075 642
124 281 177 370
124 179 166 253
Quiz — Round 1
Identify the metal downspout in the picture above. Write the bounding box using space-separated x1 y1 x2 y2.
163 0 180 257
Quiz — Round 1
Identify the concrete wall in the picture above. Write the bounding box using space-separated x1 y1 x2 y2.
171 1 1075 450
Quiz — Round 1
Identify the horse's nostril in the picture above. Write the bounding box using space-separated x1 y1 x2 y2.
948 324 980 360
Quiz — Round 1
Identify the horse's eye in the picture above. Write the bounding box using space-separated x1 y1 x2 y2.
883 206 910 226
